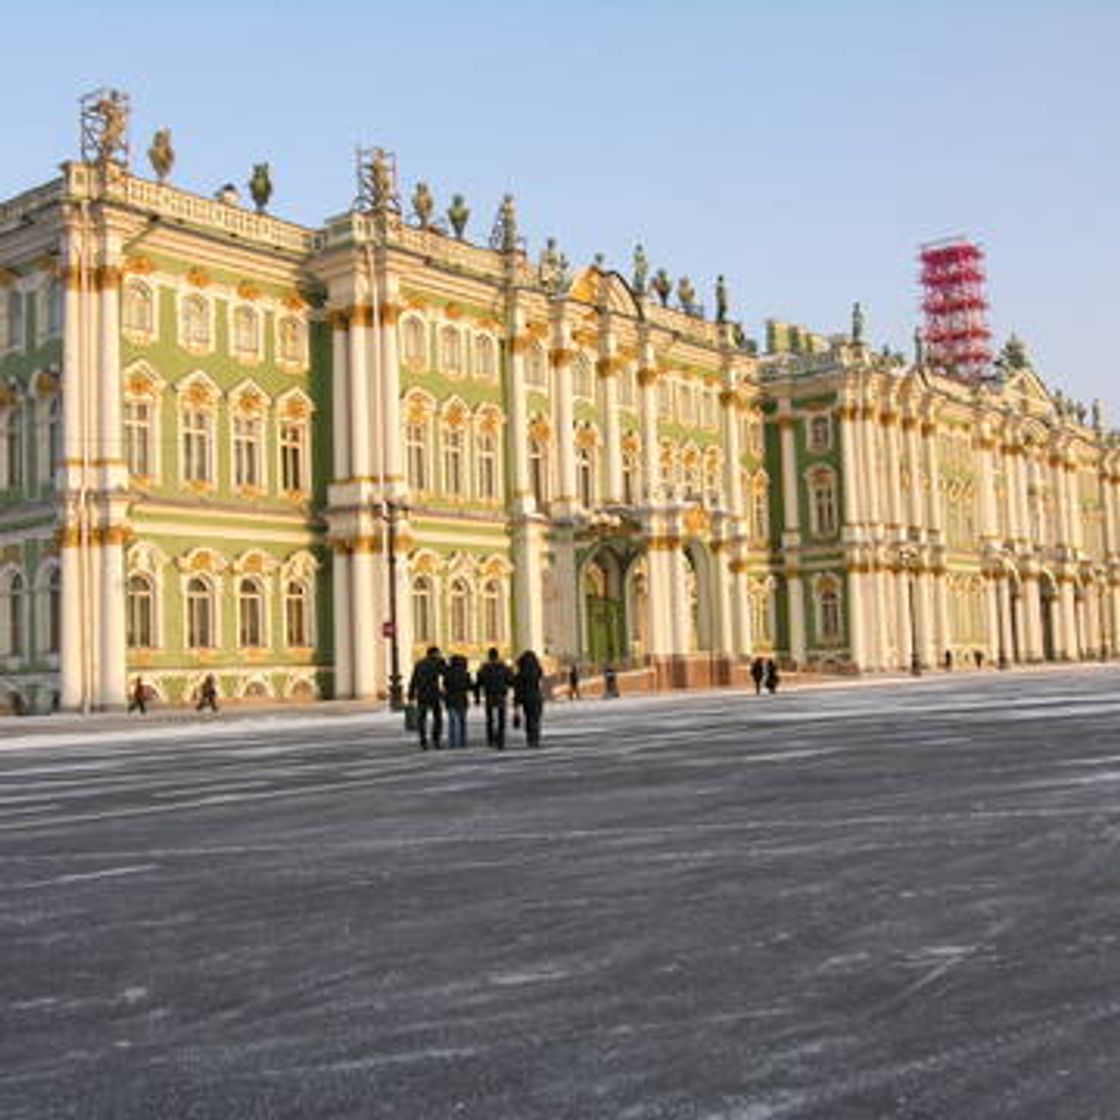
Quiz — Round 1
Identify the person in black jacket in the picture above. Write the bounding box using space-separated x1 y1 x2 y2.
512 649 545 748
474 647 514 749
749 657 765 695
408 646 446 750
764 658 780 695
444 654 473 748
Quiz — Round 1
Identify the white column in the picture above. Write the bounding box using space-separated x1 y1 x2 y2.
1060 579 1079 658
331 316 351 481
998 576 1015 665
884 414 902 530
553 349 576 509
1022 574 1043 661
1067 465 1084 551
862 410 882 529
639 361 661 501
841 406 862 528
924 421 943 536
985 576 1001 664
847 566 866 670
350 543 378 698
977 431 997 538
380 302 403 496
779 418 799 535
97 532 126 708
895 568 911 669
348 310 372 479
331 546 353 698
712 547 733 655
512 519 545 654
787 574 806 666
59 536 84 710
903 418 922 529
508 328 531 511
600 360 622 504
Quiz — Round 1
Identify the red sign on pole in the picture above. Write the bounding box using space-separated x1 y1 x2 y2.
381 621 396 638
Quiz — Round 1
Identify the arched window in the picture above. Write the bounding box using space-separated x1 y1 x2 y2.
406 420 429 492
3 291 24 351
125 398 154 478
181 294 210 349
284 580 311 648
402 316 426 367
43 278 63 338
529 437 549 508
808 414 832 452
622 452 639 505
481 578 503 644
572 354 593 399
475 335 497 379
3 405 24 490
186 576 215 649
127 573 155 649
818 580 841 641
412 575 435 645
278 316 306 365
577 442 596 508
525 344 547 388
1 571 24 656
449 578 471 645
238 577 265 648
751 585 773 645
40 566 61 654
809 470 838 536
123 281 154 335
476 428 498 501
45 396 61 487
232 305 259 357
441 326 463 375
619 367 636 408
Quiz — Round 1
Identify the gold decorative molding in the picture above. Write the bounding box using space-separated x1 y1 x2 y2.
596 357 622 378
186 267 210 288
236 280 261 301
95 264 122 290
327 309 349 330
282 292 307 311
125 255 154 275
380 302 403 326
349 304 374 328
550 347 575 367
636 366 658 387
444 302 463 320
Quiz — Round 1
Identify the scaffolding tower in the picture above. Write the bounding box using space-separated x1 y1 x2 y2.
919 237 992 382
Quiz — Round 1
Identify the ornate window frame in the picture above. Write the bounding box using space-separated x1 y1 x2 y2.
275 312 309 371
178 290 213 353
229 381 271 496
230 303 262 363
807 466 839 538
276 388 314 498
123 278 157 343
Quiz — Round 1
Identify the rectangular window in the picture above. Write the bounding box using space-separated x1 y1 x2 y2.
234 415 263 488
477 433 498 500
182 409 212 483
280 423 306 492
125 401 153 477
444 428 464 494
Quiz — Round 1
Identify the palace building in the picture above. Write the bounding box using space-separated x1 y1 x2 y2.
1 92 1118 711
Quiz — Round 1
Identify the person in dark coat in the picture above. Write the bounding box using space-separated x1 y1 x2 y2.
763 658 780 695
750 657 765 695
408 646 446 750
512 649 545 748
444 654 473 748
128 676 148 714
475 647 514 749
568 662 581 701
197 673 219 712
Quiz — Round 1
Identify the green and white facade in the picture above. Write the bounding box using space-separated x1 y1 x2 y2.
2 121 1119 711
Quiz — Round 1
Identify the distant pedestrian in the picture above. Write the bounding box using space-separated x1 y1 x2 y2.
603 664 620 699
475 647 514 749
513 649 545 748
750 657 765 695
944 649 953 671
128 676 148 714
444 654 473 748
763 658 780 695
973 649 984 670
408 646 446 750
568 662 581 701
196 673 219 712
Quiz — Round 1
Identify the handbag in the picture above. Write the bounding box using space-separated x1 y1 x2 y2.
404 703 419 732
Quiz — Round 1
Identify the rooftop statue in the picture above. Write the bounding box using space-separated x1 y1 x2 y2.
539 237 569 295
494 194 518 252
249 163 272 214
411 181 434 229
715 275 728 323
651 268 671 307
448 194 470 240
94 92 128 165
913 327 925 366
677 276 696 315
632 244 648 296
147 128 174 183
851 301 864 344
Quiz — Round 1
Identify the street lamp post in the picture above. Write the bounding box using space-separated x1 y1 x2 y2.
385 500 405 710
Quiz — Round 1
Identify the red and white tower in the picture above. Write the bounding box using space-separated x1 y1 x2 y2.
919 237 992 382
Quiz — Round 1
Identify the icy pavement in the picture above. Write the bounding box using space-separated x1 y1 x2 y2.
2 669 1120 1118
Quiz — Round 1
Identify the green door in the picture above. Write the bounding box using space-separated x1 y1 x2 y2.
586 596 625 666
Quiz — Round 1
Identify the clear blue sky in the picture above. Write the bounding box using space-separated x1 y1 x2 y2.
7 1 1117 421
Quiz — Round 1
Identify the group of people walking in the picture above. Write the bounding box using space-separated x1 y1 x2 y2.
749 657 780 695
407 647 545 751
